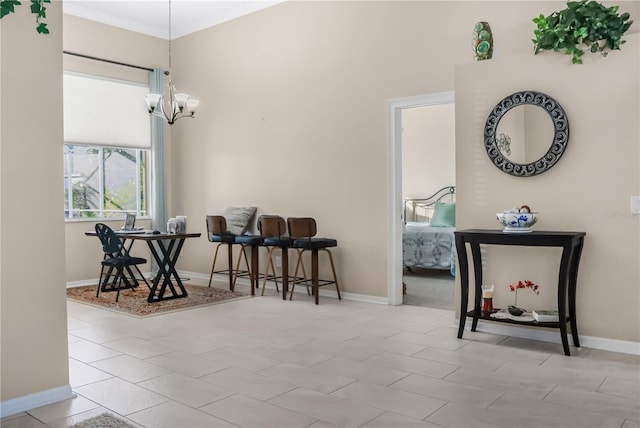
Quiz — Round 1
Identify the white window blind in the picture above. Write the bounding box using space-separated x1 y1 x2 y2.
63 72 151 148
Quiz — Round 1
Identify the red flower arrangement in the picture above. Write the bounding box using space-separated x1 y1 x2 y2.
508 280 540 315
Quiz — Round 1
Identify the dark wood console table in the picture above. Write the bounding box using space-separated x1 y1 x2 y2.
455 229 586 356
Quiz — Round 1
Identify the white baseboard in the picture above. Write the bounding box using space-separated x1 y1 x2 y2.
66 272 153 288
66 278 98 288
70 271 640 356
0 385 74 418
179 270 389 304
464 320 640 356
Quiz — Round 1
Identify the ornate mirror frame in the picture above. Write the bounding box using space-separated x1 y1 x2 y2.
484 91 569 177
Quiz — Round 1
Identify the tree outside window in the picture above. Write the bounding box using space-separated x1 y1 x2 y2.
64 144 148 219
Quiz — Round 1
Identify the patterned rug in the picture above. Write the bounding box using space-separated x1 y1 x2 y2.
67 283 249 317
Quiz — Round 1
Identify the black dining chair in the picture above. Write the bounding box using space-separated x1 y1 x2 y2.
94 223 149 302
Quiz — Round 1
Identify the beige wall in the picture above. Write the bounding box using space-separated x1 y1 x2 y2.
60 1 640 346
402 104 456 222
63 14 167 82
1 2 70 402
455 34 640 343
169 1 594 297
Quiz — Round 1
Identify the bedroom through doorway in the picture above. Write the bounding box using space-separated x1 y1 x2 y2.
400 97 456 310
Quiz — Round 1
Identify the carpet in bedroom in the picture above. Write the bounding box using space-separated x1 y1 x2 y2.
403 267 455 310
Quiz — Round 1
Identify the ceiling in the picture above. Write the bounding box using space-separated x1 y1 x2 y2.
63 0 283 39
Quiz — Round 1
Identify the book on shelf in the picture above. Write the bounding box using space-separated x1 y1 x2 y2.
532 309 559 322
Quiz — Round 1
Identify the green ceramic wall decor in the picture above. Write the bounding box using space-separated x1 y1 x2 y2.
472 21 493 61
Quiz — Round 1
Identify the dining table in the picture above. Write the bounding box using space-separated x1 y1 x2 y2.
86 230 201 303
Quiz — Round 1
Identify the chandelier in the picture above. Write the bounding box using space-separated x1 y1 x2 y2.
145 0 199 125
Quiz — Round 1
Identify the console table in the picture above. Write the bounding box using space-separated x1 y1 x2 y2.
455 229 586 356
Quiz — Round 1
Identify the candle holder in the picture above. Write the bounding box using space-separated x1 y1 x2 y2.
481 285 494 315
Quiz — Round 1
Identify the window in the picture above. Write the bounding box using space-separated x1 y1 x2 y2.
64 144 148 219
63 72 152 220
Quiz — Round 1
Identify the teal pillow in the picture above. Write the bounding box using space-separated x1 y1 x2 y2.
430 202 455 227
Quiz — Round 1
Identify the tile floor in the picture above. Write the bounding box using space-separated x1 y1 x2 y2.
2 281 639 428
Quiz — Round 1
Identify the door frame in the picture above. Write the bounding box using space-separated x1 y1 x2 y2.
387 91 455 305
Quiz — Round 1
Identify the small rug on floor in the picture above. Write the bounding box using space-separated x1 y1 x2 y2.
67 283 249 317
69 412 136 428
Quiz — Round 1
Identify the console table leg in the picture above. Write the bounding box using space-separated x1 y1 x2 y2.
560 324 571 356
456 236 468 339
470 242 483 333
571 326 580 348
558 245 572 356
568 240 583 348
457 318 467 338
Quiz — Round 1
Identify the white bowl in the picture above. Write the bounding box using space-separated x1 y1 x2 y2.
496 211 538 233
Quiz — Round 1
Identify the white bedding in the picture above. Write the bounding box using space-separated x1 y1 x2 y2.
403 222 456 275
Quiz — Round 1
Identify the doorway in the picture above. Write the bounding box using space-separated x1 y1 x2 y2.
387 91 455 306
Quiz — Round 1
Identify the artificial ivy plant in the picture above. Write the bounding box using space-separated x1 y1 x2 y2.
0 0 51 34
532 0 633 64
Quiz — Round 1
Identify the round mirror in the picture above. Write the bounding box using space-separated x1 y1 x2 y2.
484 91 569 177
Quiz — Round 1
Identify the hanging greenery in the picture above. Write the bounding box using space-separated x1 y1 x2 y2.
0 0 51 34
532 0 633 64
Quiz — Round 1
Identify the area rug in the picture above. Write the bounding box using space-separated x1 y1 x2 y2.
67 283 249 317
69 412 136 428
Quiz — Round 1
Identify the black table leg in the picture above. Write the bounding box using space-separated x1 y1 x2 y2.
558 245 571 356
146 238 188 302
470 243 483 332
456 236 468 338
568 239 584 348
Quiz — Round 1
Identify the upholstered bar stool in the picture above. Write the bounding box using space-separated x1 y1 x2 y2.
233 234 262 296
287 217 341 304
258 215 292 300
205 215 250 292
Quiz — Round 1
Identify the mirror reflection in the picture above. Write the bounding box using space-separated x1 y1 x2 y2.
496 105 554 164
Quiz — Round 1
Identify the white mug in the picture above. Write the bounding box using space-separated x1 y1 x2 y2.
176 216 187 234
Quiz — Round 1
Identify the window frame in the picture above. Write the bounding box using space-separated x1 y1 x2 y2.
63 143 151 222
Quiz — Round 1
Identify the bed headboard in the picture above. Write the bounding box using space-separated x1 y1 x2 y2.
404 186 456 223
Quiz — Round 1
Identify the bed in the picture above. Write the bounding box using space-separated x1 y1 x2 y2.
403 186 456 275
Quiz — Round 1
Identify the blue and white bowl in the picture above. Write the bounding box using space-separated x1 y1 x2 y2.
496 211 538 233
